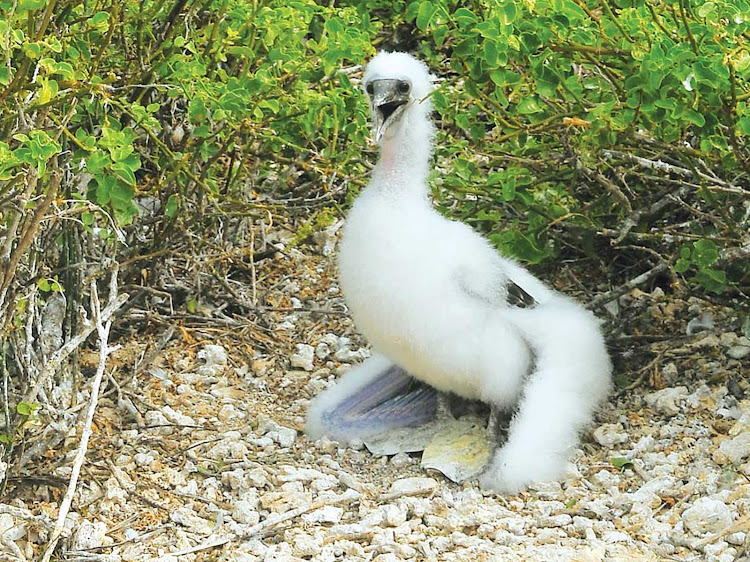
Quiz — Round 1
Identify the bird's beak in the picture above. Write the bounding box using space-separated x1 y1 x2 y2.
370 79 410 143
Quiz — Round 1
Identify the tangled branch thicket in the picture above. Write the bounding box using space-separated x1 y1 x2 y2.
0 0 748 510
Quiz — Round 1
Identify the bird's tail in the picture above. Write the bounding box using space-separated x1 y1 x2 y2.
482 298 612 493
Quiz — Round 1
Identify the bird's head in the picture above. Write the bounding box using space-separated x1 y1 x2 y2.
363 51 434 144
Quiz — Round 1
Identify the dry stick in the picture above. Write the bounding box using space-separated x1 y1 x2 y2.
612 185 690 245
694 513 750 549
40 274 122 562
145 537 231 560
588 263 669 310
238 489 361 539
577 161 632 212
604 150 750 196
22 291 128 407
0 170 60 320
146 490 362 558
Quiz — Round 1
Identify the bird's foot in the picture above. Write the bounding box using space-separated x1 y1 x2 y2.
478 444 568 495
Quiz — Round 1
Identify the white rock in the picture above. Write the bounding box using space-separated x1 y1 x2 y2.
572 516 594 533
162 405 195 426
390 453 411 467
380 503 408 527
277 466 330 483
728 340 750 359
537 514 572 528
267 426 297 448
592 469 620 488
72 520 109 550
170 506 214 535
727 531 746 546
144 409 173 435
682 497 734 535
292 532 323 557
233 499 260 525
593 423 629 447
603 530 631 543
218 403 245 422
630 476 676 503
197 344 228 375
716 433 750 464
535 528 564 544
103 477 128 507
302 506 344 524
387 477 438 497
291 344 315 371
311 478 337 492
687 313 714 335
0 514 13 533
0 513 24 542
133 451 156 467
645 386 688 415
704 541 734 562
315 342 332 360
333 346 369 363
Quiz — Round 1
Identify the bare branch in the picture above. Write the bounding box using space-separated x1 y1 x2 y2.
40 272 122 562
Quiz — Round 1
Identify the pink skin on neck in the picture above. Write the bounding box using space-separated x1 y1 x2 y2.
380 139 396 173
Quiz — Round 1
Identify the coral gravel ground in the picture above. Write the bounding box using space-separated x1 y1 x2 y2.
1 226 749 562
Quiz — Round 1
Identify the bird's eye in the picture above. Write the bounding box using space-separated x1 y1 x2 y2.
397 81 411 94
366 82 374 95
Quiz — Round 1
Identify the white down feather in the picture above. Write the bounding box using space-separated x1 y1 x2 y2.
307 51 612 493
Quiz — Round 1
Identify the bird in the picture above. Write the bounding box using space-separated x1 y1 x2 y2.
306 51 612 494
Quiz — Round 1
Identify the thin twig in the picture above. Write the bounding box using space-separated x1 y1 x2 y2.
41 273 121 562
145 536 231 559
238 489 361 539
22 291 128 407
589 263 668 309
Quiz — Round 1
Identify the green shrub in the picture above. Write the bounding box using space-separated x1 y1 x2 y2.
2 0 747 307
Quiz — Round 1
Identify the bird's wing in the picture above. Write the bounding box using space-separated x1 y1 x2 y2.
455 266 538 309
505 281 537 308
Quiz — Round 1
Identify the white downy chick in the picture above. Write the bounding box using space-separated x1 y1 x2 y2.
306 51 612 493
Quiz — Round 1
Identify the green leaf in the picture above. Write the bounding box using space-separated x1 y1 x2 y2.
433 25 449 47
109 145 134 162
18 0 45 11
16 402 39 416
499 2 518 25
91 11 109 25
675 258 691 273
516 97 544 114
697 2 716 18
22 42 43 59
696 269 726 293
693 239 719 267
556 0 587 21
165 194 179 218
610 457 634 471
112 164 137 186
454 8 478 28
86 150 110 175
416 1 437 31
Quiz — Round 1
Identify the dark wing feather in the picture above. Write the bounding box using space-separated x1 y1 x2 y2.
506 281 537 308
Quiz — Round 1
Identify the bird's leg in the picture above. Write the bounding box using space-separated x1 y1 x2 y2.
435 392 454 420
487 405 502 441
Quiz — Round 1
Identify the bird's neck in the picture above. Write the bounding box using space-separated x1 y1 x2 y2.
372 113 433 197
